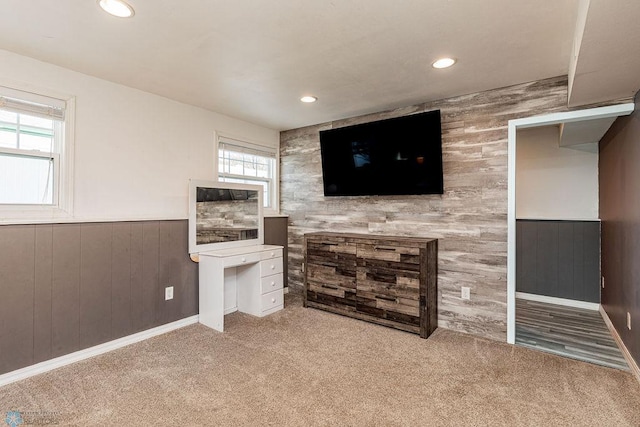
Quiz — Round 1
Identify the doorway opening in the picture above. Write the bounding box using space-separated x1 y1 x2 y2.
507 103 634 369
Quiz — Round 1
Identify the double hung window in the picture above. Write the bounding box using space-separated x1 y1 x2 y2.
217 136 278 213
0 85 72 217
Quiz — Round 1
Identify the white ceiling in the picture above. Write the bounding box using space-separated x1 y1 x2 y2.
569 1 640 106
0 0 638 131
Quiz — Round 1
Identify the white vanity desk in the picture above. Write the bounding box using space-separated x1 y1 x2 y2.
197 244 284 332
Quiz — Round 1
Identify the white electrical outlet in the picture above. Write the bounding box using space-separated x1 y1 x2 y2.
461 287 471 300
601 276 605 289
165 286 174 301
628 312 632 330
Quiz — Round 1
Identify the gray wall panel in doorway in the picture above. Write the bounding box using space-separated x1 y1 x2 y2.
516 220 600 303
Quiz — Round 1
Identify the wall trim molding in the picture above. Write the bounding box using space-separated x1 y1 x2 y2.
0 315 199 388
600 306 640 384
0 216 189 226
516 292 600 310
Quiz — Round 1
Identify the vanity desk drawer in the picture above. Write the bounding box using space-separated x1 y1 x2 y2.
223 252 261 268
261 248 283 260
260 257 283 276
261 273 284 294
262 289 284 312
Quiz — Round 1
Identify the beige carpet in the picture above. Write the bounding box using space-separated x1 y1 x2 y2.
1 293 639 426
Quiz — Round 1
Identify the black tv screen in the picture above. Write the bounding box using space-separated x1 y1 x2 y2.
319 110 443 196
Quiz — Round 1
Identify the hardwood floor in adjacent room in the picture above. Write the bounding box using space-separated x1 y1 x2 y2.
516 298 629 371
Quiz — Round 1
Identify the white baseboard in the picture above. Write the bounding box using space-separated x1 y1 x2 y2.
0 315 199 388
599 306 640 383
516 292 600 311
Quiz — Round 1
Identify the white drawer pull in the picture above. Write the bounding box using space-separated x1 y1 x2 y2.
271 298 276 303
241 257 246 263
270 264 275 270
271 281 275 286
270 252 275 257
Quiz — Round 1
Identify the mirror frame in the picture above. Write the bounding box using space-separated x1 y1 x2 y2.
188 179 264 254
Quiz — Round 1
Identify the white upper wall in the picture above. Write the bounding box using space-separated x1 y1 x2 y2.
0 49 279 222
516 125 599 220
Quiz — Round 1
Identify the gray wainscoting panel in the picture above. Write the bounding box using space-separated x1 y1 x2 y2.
80 223 113 349
572 223 586 300
129 223 146 333
558 222 574 299
0 225 35 373
159 220 198 324
537 222 559 298
0 220 198 376
51 224 82 358
33 225 53 364
583 223 600 302
142 222 160 329
516 220 600 303
111 222 133 339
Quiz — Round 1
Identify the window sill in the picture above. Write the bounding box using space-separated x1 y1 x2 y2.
0 206 73 225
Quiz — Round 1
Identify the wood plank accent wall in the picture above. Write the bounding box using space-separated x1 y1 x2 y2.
0 220 198 375
281 77 574 341
516 220 600 303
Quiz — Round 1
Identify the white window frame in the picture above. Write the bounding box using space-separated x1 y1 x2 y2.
214 131 279 216
0 82 75 223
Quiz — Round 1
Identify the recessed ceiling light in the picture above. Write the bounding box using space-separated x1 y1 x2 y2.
98 0 135 18
300 96 317 103
432 58 456 69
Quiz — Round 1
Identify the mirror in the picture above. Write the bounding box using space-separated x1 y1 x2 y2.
189 180 264 254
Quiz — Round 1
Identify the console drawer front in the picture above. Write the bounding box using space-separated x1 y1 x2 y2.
260 257 283 276
356 242 422 271
261 273 284 294
356 244 421 326
262 289 284 312
305 237 357 310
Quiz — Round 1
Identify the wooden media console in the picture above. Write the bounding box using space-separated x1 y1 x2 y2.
304 232 438 338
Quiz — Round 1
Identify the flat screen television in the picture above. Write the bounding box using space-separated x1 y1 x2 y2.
319 110 443 196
